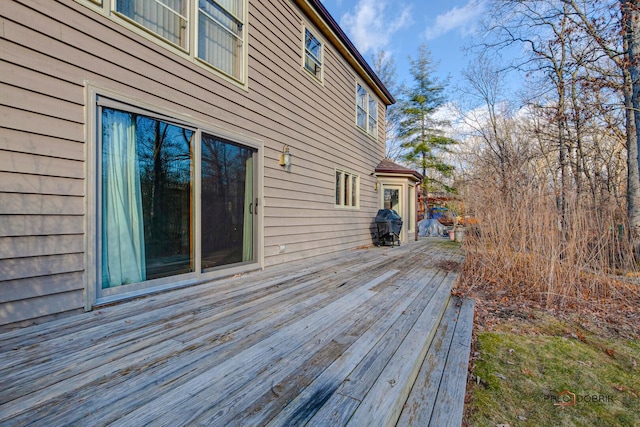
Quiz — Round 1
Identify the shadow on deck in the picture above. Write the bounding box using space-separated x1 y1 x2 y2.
0 238 473 426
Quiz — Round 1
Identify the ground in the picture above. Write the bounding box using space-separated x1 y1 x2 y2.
457 279 640 426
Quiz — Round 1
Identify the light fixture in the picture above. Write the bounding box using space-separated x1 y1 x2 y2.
279 144 291 167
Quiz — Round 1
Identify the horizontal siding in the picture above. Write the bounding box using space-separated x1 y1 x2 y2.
0 272 84 304
0 235 84 259
0 253 84 282
0 290 84 326
0 215 84 237
0 193 84 215
0 129 84 161
0 0 387 325
0 150 84 179
0 172 84 197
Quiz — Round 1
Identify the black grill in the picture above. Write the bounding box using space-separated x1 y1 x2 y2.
375 209 403 246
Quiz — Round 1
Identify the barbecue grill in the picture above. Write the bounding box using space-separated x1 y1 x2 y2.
375 209 403 246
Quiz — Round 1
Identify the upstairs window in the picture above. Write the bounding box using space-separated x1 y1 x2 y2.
198 0 244 78
356 83 378 138
115 0 189 49
304 28 322 79
335 169 359 208
87 0 246 82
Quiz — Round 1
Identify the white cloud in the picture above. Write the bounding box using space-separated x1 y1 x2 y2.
340 0 412 54
425 0 486 41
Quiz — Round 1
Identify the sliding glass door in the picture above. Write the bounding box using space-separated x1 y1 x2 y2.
97 100 259 299
201 133 257 270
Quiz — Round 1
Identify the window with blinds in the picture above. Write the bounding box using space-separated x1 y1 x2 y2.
84 0 246 82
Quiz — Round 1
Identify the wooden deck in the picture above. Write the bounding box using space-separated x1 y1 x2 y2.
0 238 472 426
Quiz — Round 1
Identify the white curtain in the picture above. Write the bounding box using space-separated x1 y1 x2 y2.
102 110 146 288
242 156 253 262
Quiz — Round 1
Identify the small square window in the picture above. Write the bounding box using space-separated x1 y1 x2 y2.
304 28 322 79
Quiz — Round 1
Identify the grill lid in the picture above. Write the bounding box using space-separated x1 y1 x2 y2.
375 209 402 222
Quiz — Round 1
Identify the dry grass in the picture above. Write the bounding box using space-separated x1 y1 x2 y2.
454 185 640 337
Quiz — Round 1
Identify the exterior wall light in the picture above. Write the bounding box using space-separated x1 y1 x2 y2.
279 145 291 167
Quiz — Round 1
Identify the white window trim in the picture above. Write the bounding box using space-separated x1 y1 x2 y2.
356 82 378 139
302 24 324 84
334 168 360 209
84 83 264 310
75 0 249 89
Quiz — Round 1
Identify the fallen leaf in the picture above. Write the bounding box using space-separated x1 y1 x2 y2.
517 415 527 421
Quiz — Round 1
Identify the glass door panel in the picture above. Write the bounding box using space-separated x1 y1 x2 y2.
101 107 194 289
201 133 256 270
384 187 400 213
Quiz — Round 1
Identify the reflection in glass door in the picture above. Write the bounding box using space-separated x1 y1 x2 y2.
201 134 257 270
101 107 194 289
384 187 400 213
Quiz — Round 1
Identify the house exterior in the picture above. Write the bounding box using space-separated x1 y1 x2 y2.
0 0 394 327
375 159 423 243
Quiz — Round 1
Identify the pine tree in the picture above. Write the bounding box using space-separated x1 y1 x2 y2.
399 44 456 200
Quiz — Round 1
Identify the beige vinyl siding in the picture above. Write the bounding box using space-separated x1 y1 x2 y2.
0 0 386 325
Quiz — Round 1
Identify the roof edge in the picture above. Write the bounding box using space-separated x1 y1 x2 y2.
375 159 424 181
294 0 396 105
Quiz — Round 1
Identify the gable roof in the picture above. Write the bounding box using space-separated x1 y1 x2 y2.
293 0 396 106
375 159 424 181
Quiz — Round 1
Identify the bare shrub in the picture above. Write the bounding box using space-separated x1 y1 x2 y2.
458 181 639 309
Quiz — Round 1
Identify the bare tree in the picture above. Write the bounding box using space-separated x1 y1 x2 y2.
556 0 640 255
371 50 403 161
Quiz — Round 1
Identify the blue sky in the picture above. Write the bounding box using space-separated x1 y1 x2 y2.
319 0 491 99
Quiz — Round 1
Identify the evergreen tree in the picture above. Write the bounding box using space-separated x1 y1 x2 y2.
399 44 456 199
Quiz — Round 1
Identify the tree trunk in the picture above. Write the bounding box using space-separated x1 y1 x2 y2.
622 0 640 257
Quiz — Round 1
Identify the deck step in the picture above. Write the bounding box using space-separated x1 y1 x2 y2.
398 296 475 427
344 274 456 426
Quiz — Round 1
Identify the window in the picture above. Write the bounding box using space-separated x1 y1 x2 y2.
115 0 188 49
335 169 359 208
356 83 378 138
198 0 244 77
304 28 322 79
83 0 246 82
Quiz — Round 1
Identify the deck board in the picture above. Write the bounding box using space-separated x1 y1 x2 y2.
0 238 467 426
427 298 475 427
397 295 463 426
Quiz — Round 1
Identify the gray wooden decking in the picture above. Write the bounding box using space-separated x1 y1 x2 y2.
0 238 472 426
